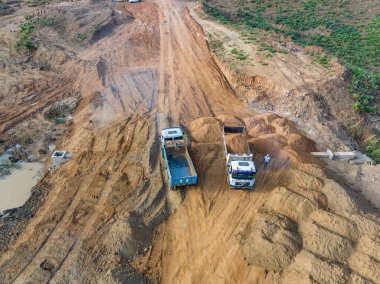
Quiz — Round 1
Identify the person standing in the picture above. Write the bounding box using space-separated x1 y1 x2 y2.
264 154 271 169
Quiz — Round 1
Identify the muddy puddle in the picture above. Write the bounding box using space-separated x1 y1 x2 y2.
0 162 43 212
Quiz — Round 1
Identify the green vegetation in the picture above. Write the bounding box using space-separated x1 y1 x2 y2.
0 160 21 169
313 55 330 68
39 17 54 26
231 47 247 60
257 43 288 58
24 0 50 6
209 38 224 51
347 120 380 163
44 102 71 121
16 14 56 52
24 14 34 20
202 0 380 113
17 22 35 51
364 135 380 163
76 32 87 42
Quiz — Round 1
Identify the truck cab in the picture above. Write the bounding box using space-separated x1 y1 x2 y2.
228 161 256 189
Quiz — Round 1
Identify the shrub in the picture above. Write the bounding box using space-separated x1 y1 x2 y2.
44 102 71 120
24 14 33 20
231 48 247 60
363 135 380 163
76 32 86 42
40 18 54 26
17 23 35 51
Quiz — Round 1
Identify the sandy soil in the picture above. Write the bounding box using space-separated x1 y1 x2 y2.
0 0 379 283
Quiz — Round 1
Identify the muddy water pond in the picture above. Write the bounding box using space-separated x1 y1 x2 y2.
0 162 43 212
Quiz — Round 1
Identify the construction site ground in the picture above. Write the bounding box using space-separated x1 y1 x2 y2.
0 0 379 283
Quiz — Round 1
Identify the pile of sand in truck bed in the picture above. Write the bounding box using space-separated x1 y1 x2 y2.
187 117 223 144
225 134 249 154
216 114 242 126
188 117 219 130
189 123 222 144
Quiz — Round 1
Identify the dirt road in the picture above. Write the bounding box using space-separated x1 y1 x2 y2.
0 0 379 283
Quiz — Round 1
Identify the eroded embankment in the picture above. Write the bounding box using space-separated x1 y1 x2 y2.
0 114 175 283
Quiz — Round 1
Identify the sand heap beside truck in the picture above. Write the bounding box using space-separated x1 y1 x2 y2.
161 127 197 190
223 126 256 190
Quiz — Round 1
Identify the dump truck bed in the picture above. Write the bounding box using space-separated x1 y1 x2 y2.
223 125 253 165
162 140 197 189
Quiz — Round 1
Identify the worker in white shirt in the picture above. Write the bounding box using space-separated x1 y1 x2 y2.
264 154 271 169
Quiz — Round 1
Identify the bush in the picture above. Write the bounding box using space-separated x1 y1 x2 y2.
17 23 35 51
209 39 224 51
40 18 54 26
76 32 86 42
314 55 330 67
231 48 247 60
44 103 71 120
363 135 380 163
24 14 33 20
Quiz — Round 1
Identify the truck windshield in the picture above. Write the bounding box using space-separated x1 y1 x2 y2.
232 172 255 179
165 136 183 141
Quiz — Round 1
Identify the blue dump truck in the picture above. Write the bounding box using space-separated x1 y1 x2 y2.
161 127 197 190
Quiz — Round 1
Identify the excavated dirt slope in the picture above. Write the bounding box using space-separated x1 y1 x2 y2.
0 0 379 283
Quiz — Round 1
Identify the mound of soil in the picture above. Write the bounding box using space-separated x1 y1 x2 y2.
241 211 302 272
190 123 222 143
188 117 219 130
225 134 249 154
248 124 276 137
244 117 266 131
215 114 242 125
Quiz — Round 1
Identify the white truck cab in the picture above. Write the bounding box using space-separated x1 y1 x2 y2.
161 127 183 140
228 161 256 189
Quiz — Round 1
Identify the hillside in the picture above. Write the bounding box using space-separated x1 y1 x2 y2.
202 0 380 162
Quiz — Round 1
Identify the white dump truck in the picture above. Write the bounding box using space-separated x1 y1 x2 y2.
222 125 256 190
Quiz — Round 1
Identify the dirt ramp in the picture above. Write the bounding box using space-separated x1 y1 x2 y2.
241 211 302 272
